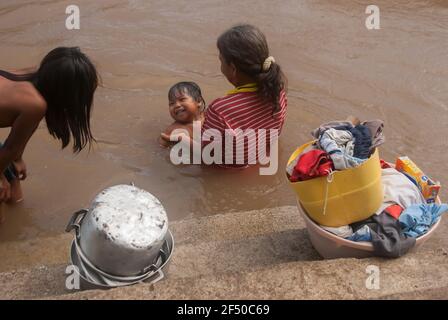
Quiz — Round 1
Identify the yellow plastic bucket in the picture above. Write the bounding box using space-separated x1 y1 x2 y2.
287 141 384 227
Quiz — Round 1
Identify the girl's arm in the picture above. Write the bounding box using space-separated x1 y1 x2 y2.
0 103 44 174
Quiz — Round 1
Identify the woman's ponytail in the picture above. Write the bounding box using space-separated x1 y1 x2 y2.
256 59 286 113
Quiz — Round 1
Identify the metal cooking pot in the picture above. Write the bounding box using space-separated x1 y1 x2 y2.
66 185 168 277
69 229 174 290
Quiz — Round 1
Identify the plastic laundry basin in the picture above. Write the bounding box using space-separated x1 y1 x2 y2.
287 141 384 228
297 199 442 259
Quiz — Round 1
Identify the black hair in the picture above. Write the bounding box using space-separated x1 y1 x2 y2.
1 47 98 153
217 24 287 113
168 82 206 112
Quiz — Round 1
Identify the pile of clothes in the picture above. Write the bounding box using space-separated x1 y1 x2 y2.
322 161 447 258
288 117 447 258
287 118 385 182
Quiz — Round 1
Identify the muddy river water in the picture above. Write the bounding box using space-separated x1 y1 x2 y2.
0 0 447 242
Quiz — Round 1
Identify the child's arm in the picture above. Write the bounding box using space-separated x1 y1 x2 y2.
0 116 39 175
160 123 194 148
164 131 201 151
0 93 45 175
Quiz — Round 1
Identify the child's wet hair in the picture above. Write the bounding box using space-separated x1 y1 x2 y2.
168 82 206 111
217 24 287 112
4 47 98 153
38 47 98 153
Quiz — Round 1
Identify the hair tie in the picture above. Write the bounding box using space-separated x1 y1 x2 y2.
262 56 276 72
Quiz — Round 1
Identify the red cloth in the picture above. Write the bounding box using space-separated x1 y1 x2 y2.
290 150 334 182
384 204 404 220
380 159 392 169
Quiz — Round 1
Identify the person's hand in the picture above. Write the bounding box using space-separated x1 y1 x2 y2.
160 132 172 142
0 175 11 203
159 135 171 148
161 132 189 142
13 159 27 180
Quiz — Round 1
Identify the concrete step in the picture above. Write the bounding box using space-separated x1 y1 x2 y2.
1 205 447 299
45 248 448 300
0 206 303 273
0 208 318 299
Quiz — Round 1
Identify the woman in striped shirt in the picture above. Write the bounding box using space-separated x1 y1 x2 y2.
169 24 287 168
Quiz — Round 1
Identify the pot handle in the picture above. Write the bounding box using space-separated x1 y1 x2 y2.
145 269 165 285
65 209 88 235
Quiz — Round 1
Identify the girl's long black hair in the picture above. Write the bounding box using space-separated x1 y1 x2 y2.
217 24 287 113
1 47 98 153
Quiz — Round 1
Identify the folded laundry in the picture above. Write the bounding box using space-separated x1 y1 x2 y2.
286 144 316 177
290 149 334 182
380 159 392 169
311 120 354 140
322 128 354 156
312 119 384 156
321 225 354 238
348 212 416 258
375 168 427 215
346 225 371 242
326 204 403 240
399 203 448 238
384 204 404 220
351 125 372 159
318 129 365 170
334 124 372 160
362 120 385 152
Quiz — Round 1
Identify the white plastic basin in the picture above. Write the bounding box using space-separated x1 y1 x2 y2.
298 200 442 259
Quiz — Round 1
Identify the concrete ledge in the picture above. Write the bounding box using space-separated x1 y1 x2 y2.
0 224 319 299
0 206 303 273
45 249 448 300
1 205 447 300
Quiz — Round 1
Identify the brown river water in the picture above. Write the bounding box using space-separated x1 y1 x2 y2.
0 0 447 242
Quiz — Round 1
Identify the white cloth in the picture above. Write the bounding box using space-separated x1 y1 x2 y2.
375 168 426 215
345 141 355 157
321 225 354 238
323 128 354 156
311 120 354 139
319 128 365 170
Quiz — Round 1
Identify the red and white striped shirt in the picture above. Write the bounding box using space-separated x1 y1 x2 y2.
202 89 287 167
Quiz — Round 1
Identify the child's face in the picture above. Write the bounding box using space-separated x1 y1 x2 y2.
169 92 200 124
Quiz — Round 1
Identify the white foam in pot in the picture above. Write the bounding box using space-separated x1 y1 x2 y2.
89 185 168 250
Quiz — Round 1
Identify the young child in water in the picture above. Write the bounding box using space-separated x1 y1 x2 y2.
159 82 206 147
